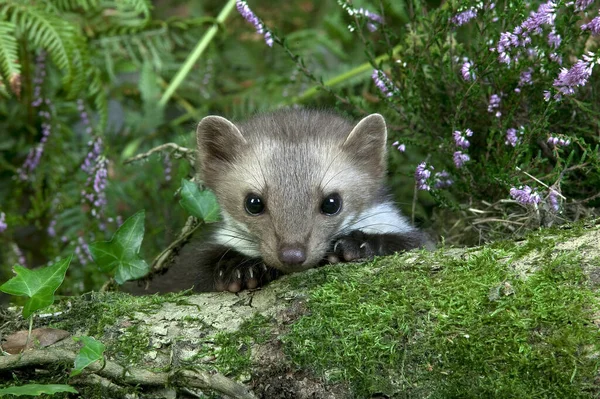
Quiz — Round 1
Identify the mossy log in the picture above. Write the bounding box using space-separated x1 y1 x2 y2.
1 222 599 398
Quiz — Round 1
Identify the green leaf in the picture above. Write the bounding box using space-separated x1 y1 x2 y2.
71 336 106 377
0 256 71 318
88 210 149 284
179 179 220 223
0 384 77 396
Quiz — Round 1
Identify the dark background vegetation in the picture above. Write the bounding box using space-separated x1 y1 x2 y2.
1 0 599 294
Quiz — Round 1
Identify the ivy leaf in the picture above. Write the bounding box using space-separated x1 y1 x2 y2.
0 256 71 318
179 179 220 223
71 336 106 377
88 210 149 284
0 384 78 396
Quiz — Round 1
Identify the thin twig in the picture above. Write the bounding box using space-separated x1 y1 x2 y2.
123 143 195 166
515 166 567 199
151 216 201 273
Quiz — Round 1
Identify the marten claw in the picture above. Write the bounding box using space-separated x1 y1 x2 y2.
214 256 279 292
332 231 375 262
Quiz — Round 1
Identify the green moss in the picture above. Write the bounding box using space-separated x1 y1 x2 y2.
283 242 600 397
211 314 271 376
51 291 188 336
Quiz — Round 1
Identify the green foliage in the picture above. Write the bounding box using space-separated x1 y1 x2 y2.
0 255 71 318
88 210 149 284
179 179 220 223
0 384 78 397
71 336 106 377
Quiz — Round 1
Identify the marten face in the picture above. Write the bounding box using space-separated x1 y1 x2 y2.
196 110 388 273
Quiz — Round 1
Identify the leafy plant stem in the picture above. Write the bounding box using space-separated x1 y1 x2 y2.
159 0 237 106
290 44 402 104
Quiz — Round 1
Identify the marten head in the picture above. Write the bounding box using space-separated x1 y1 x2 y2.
195 109 388 273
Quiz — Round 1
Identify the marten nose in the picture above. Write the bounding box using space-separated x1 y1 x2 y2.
278 245 307 265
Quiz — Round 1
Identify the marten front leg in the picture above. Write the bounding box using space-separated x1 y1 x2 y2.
329 230 433 263
194 246 280 292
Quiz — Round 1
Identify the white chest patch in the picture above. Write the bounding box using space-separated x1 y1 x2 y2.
212 211 261 257
341 202 413 235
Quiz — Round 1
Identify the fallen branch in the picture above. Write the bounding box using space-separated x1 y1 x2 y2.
0 348 257 399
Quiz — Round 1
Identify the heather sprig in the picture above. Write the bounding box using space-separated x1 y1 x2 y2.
461 61 476 81
547 136 571 146
236 0 273 47
415 162 434 191
372 69 398 97
487 94 501 117
339 1 384 32
510 185 541 205
581 15 600 35
391 141 406 152
453 151 470 168
434 171 454 189
453 129 473 149
0 212 6 233
451 8 478 26
552 52 598 96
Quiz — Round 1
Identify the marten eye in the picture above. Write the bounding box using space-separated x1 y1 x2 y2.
245 194 265 215
321 193 342 215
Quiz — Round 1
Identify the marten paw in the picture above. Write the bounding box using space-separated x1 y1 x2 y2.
214 256 279 293
330 231 378 263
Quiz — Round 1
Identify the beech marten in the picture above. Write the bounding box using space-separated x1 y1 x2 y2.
129 109 433 294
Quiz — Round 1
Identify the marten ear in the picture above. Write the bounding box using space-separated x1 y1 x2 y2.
342 113 388 175
196 116 246 178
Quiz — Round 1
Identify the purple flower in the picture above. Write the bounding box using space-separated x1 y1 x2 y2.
81 138 109 223
164 154 172 182
553 52 596 95
582 17 600 35
392 141 406 152
547 136 571 146
0 212 6 233
415 162 434 191
495 1 557 65
505 128 519 146
17 120 52 181
434 170 454 189
75 236 93 266
453 151 470 168
372 69 398 97
47 219 56 237
510 185 541 205
548 189 560 211
547 30 561 48
543 90 552 101
519 68 534 87
488 94 501 117
13 244 26 266
549 52 562 64
521 1 556 34
451 9 478 26
461 61 476 81
575 0 595 11
236 0 273 47
453 129 473 149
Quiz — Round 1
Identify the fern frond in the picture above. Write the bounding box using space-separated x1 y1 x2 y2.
0 21 20 96
6 3 73 83
49 0 100 12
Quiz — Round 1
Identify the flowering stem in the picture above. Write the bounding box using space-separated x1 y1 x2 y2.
159 0 237 107
290 44 402 103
